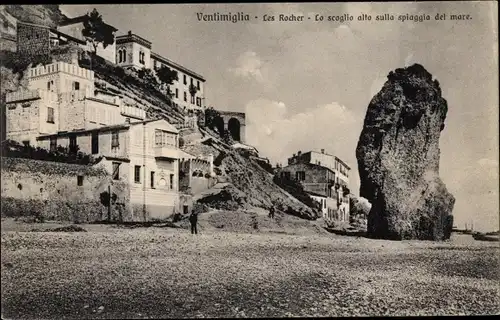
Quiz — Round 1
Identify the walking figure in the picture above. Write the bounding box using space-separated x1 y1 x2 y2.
269 206 275 219
189 210 198 235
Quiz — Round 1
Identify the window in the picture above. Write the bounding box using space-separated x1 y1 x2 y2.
77 176 83 186
50 137 57 152
118 49 127 63
296 171 305 181
197 80 200 90
183 75 187 85
150 171 155 189
111 131 119 148
47 107 54 123
73 81 80 91
91 132 99 154
112 162 120 180
69 135 77 152
175 88 178 98
134 165 141 183
190 78 193 86
324 199 326 209
281 171 291 180
139 51 145 64
169 173 174 190
155 129 177 147
153 60 157 70
191 95 195 104
184 91 187 102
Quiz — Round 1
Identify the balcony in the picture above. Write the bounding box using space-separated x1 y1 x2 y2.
154 145 179 160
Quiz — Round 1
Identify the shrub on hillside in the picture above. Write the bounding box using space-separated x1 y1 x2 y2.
0 50 52 79
204 107 221 130
2 139 99 166
273 175 321 211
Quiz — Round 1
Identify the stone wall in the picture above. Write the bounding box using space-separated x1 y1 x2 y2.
17 22 50 56
1 157 130 222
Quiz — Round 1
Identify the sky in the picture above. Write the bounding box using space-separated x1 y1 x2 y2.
61 2 499 232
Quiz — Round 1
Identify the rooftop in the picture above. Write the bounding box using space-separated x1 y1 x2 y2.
151 51 205 82
58 14 118 32
36 119 177 140
116 31 152 49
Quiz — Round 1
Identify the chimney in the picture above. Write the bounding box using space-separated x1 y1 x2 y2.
292 153 296 157
298 151 302 156
128 30 132 36
321 149 325 154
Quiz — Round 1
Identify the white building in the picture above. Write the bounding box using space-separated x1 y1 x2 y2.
5 61 146 146
115 30 206 112
287 149 351 221
36 119 183 220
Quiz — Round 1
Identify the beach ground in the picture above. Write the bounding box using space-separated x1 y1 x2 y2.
1 216 499 318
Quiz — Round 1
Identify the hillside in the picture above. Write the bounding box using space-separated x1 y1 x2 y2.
181 127 320 220
1 5 67 27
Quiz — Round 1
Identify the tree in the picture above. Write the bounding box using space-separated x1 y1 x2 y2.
157 66 178 86
189 84 198 104
82 8 116 55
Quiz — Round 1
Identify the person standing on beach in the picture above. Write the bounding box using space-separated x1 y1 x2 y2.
269 205 275 219
189 210 198 235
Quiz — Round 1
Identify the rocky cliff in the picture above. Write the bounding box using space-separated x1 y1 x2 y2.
356 64 455 241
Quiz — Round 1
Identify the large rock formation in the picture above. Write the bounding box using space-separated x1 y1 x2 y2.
356 64 455 241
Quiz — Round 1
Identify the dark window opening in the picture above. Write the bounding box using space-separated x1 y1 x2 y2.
69 135 77 153
197 80 200 90
184 91 187 102
296 171 305 181
183 75 187 85
50 137 57 152
73 81 80 91
150 171 155 189
91 132 99 154
112 162 120 180
175 88 178 98
77 175 84 186
134 165 141 183
47 107 54 123
111 131 119 148
169 174 174 189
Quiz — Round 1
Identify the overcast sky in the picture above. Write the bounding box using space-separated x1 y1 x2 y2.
62 2 498 232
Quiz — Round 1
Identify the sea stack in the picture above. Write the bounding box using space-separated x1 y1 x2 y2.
356 64 455 241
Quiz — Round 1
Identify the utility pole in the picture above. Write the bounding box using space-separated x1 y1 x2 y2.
108 184 111 221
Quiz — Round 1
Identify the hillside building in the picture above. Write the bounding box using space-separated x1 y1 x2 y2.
36 119 183 220
115 30 206 113
281 149 351 222
5 61 145 146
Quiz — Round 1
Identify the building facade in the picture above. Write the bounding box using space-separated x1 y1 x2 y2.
36 119 183 221
151 52 206 112
5 61 145 146
277 162 345 221
115 30 206 112
285 149 351 222
115 31 152 70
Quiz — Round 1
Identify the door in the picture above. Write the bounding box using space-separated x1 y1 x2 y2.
183 205 189 215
